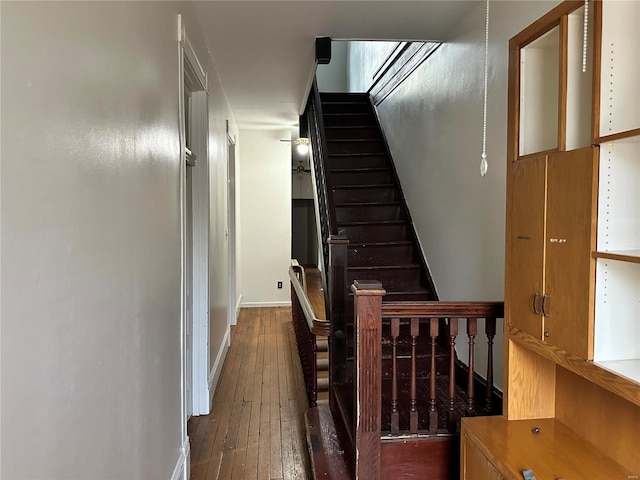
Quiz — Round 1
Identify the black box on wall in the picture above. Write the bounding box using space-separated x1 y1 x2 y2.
315 37 331 65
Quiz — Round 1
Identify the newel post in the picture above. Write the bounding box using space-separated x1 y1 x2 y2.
352 280 385 480
328 235 348 392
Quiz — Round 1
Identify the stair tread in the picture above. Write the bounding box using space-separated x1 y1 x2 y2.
333 183 394 190
322 101 370 105
336 201 401 207
347 287 432 296
327 138 379 142
338 219 407 226
323 112 373 116
304 407 351 480
325 125 376 129
348 240 412 246
329 152 385 157
348 264 421 271
331 167 389 173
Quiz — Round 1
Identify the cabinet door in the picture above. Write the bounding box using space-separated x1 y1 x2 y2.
506 155 546 339
545 146 598 358
461 435 506 480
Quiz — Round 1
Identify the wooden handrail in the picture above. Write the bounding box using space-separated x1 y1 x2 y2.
310 80 338 236
382 301 504 319
289 265 330 337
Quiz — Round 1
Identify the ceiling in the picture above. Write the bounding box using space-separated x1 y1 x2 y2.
192 1 479 131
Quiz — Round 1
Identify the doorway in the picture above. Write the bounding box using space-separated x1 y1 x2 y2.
179 19 210 426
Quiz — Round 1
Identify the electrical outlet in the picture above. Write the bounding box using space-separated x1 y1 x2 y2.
277 281 283 289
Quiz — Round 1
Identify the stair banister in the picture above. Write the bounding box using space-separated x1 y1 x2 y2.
328 235 348 392
352 280 385 480
289 263 330 407
303 80 344 322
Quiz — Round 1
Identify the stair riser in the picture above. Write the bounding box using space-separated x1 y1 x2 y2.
332 186 400 203
331 170 392 186
328 155 388 170
320 92 370 103
323 114 376 127
322 102 372 115
347 268 421 289
348 244 415 266
336 205 405 223
327 140 385 155
383 292 433 302
340 223 408 243
325 126 380 140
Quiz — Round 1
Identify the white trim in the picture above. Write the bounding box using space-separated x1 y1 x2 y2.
190 90 210 416
170 438 190 480
241 301 292 308
235 294 243 323
208 326 231 404
178 12 211 428
178 15 208 91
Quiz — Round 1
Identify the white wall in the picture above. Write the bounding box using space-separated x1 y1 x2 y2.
347 1 561 389
0 2 235 477
316 41 348 92
239 130 292 306
347 41 402 92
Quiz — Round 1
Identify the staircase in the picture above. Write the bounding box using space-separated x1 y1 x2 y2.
297 87 503 480
321 92 437 310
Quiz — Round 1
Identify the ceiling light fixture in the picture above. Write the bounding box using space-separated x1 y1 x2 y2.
295 137 310 156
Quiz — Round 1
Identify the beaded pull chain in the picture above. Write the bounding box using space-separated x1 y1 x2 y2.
480 0 490 177
582 0 589 73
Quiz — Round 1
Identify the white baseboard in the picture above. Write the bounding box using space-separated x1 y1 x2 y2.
208 326 231 405
171 437 190 480
240 301 292 308
234 294 243 323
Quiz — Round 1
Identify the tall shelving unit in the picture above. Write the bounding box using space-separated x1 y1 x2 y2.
461 1 640 478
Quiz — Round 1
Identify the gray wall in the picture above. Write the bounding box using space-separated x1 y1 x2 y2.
1 2 235 477
316 40 348 92
347 1 562 388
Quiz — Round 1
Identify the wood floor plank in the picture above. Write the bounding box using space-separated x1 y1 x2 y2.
189 306 311 480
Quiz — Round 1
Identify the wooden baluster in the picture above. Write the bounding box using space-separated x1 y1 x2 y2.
409 317 419 434
429 317 439 434
466 318 477 414
448 318 459 432
391 317 400 434
485 317 497 413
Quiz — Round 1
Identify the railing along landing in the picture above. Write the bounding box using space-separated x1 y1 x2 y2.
338 280 504 479
289 261 330 408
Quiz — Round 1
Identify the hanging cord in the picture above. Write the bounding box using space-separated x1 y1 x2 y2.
582 0 589 72
480 0 490 177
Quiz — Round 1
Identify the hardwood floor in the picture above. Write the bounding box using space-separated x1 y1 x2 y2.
188 307 311 480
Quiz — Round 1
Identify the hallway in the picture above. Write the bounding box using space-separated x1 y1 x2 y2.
188 307 311 480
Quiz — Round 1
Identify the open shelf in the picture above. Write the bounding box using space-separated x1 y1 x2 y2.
519 26 560 156
595 359 640 386
593 250 640 264
599 0 640 137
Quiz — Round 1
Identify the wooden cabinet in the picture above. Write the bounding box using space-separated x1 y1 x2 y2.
489 1 640 478
507 147 597 359
461 417 635 480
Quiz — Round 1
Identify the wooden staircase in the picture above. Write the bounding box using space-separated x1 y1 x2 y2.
322 92 437 311
295 87 503 480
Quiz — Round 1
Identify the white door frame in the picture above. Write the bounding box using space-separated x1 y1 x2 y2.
178 16 210 478
227 123 238 327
